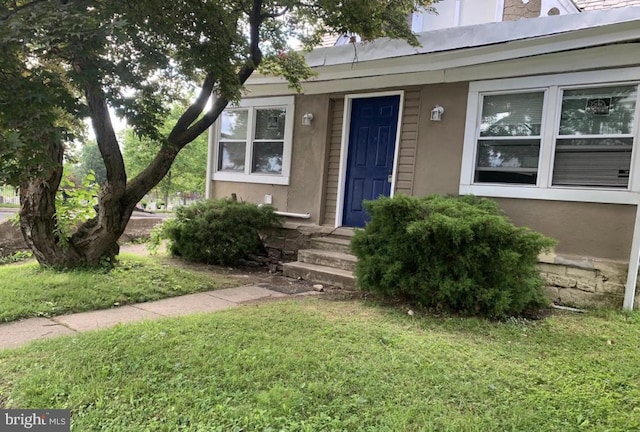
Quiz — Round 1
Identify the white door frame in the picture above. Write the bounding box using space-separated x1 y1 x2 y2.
334 90 405 228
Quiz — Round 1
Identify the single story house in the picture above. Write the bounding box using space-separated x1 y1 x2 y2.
206 2 640 310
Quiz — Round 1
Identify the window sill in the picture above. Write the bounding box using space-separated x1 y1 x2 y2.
459 184 639 205
213 172 290 186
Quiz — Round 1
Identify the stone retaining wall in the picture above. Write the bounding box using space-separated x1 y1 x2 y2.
265 224 640 309
537 252 638 308
0 218 164 257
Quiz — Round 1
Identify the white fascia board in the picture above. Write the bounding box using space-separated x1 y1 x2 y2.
244 43 640 97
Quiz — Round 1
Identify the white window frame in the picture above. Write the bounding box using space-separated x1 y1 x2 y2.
212 96 294 185
460 68 640 205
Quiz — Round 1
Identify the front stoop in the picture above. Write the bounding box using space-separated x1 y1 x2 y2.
283 231 358 290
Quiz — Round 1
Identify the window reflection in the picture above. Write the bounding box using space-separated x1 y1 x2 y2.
559 86 636 136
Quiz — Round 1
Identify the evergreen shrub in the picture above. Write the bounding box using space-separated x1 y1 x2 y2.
350 194 556 318
161 199 279 265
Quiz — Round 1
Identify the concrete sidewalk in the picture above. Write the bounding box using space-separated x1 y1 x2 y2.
0 285 318 350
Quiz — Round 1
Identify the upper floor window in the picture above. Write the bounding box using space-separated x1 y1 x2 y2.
461 69 640 204
213 96 294 185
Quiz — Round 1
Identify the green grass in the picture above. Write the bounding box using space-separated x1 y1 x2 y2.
0 203 19 208
0 254 239 322
1 299 639 431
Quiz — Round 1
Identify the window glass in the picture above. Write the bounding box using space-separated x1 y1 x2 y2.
255 108 286 140
559 86 636 135
252 142 283 174
475 139 539 184
480 93 544 137
220 110 248 140
475 92 544 185
215 99 291 183
552 138 633 188
477 140 540 169
553 85 637 188
218 142 246 171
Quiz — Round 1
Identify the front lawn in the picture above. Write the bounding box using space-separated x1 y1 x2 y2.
1 299 638 431
0 254 240 322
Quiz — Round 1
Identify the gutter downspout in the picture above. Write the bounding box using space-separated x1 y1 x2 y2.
623 202 640 310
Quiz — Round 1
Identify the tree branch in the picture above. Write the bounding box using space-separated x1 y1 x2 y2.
123 0 266 206
167 72 216 143
83 70 127 189
0 0 48 20
168 0 264 146
261 5 291 20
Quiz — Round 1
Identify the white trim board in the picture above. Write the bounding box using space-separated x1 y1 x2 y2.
335 90 405 228
244 43 640 97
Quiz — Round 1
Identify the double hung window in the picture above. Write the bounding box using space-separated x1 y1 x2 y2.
461 70 640 204
213 96 294 185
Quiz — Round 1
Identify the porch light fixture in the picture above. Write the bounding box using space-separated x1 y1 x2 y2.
302 112 314 126
430 105 444 121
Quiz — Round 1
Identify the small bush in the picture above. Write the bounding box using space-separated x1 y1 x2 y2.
351 194 556 318
0 250 32 265
158 199 279 266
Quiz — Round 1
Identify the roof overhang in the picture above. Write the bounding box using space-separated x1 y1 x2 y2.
245 6 640 96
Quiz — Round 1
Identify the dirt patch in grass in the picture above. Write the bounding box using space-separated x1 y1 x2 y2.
158 255 322 296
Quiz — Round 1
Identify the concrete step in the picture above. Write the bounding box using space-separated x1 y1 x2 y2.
298 249 358 272
283 261 357 290
331 227 358 239
311 236 352 254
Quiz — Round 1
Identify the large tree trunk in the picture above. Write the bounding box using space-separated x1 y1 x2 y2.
18 139 132 268
20 176 134 268
18 140 85 268
17 0 265 269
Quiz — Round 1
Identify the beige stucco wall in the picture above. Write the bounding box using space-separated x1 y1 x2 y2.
412 82 470 197
287 94 331 223
212 81 636 263
210 182 290 209
210 94 330 224
408 81 634 262
495 199 635 261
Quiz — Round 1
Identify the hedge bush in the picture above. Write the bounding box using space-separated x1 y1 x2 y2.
159 199 279 266
350 194 556 318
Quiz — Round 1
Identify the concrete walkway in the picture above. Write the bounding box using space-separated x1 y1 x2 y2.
0 285 318 350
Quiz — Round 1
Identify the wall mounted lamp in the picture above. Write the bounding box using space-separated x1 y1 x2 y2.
430 105 444 122
302 112 314 126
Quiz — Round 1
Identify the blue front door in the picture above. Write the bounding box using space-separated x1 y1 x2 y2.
343 95 400 228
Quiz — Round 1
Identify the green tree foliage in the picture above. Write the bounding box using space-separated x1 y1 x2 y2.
55 170 100 247
73 141 107 185
0 0 434 267
351 195 556 318
122 103 208 202
158 199 279 265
